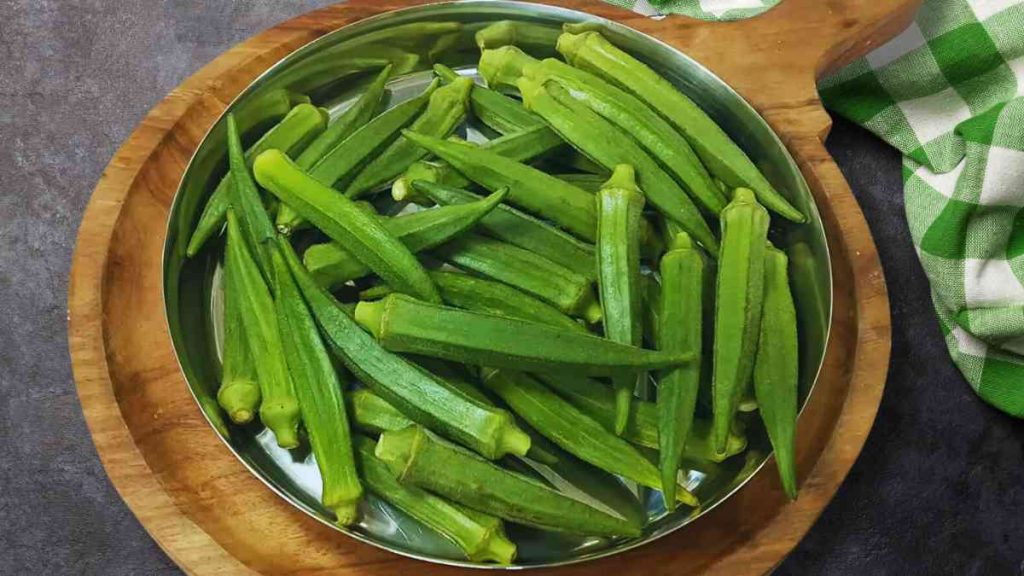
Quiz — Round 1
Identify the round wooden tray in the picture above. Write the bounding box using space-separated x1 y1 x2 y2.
69 0 917 573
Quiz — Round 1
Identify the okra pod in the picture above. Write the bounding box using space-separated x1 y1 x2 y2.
280 242 530 460
753 245 799 500
434 63 545 135
224 212 300 448
414 180 596 280
481 370 698 507
432 233 601 322
344 77 473 198
347 388 414 435
302 189 507 289
657 232 704 509
475 21 561 54
596 165 647 434
253 149 441 303
712 189 769 453
375 425 642 537
354 294 688 376
401 131 598 241
217 258 261 424
554 173 605 192
271 241 361 525
226 114 276 279
517 77 718 253
187 103 328 256
556 31 805 223
354 436 516 564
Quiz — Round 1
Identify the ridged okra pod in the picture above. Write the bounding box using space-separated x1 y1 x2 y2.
226 114 277 278
354 294 687 376
554 173 605 193
753 245 799 500
556 31 805 223
657 232 704 509
280 242 531 460
712 188 769 453
217 257 261 424
481 370 698 507
475 21 561 53
375 425 642 537
224 212 300 448
434 63 545 135
355 437 516 564
254 149 441 303
271 242 362 525
596 165 646 434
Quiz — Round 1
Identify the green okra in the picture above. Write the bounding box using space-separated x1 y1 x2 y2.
225 114 276 279
596 165 647 434
536 374 747 462
479 46 725 214
656 232 704 510
413 180 596 280
712 188 769 453
554 173 606 192
375 425 642 537
253 149 441 303
475 21 561 54
280 242 531 460
482 369 699 507
224 212 300 448
347 388 414 435
354 436 516 564
556 31 805 223
401 131 598 241
187 103 328 256
517 77 718 253
753 245 799 500
344 77 473 198
641 274 661 349
271 241 361 525
354 294 688 376
432 233 601 322
392 124 564 203
217 257 261 424
302 189 507 289
434 63 544 135
788 240 828 398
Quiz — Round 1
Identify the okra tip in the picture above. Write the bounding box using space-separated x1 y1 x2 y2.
497 416 532 458
668 232 694 252
478 45 537 88
332 501 360 527
374 425 424 480
553 30 593 64
353 298 386 339
216 380 260 424
602 164 640 194
475 21 515 51
475 532 517 565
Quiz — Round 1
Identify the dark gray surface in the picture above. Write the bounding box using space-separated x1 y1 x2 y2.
1 2 1021 575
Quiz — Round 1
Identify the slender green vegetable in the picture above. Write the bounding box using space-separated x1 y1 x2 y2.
271 241 362 525
788 240 828 398
224 212 300 448
347 389 414 435
712 188 769 453
355 436 516 564
754 245 799 500
556 31 805 223
595 165 646 434
187 103 328 256
344 77 473 198
641 274 661 349
482 369 698 507
302 189 507 289
226 114 276 278
432 233 601 322
280 242 530 460
517 77 718 253
254 149 441 303
354 294 687 376
402 131 598 241
217 258 261 424
657 232 704 509
375 426 642 537
554 173 605 192
475 20 561 53
433 63 544 135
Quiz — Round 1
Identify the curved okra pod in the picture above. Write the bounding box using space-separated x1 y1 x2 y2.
224 212 300 448
344 77 473 198
753 245 799 500
481 369 699 508
556 31 805 223
226 114 277 279
475 21 561 54
301 189 507 289
280 242 530 460
433 63 545 135
712 189 770 453
353 294 688 376
375 425 642 537
253 149 441 303
271 242 362 525
657 232 705 509
217 257 261 424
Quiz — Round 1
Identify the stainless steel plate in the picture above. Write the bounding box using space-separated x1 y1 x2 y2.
163 1 832 569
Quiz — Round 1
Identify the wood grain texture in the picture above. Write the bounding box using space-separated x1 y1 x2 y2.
68 0 919 574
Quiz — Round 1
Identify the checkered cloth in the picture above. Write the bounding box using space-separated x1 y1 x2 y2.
616 0 1024 416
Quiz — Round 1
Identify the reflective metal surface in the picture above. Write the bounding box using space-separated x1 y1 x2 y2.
164 1 832 568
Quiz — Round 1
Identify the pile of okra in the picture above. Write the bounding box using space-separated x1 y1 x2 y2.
188 20 804 564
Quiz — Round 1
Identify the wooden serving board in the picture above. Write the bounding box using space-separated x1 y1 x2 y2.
68 0 918 574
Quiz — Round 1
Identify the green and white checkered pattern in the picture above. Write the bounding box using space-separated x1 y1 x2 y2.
614 0 1024 416
606 0 778 20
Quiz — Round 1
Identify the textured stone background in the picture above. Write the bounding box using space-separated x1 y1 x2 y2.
1 2 1022 574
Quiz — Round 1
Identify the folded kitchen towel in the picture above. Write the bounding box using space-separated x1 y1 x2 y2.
612 0 1024 416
